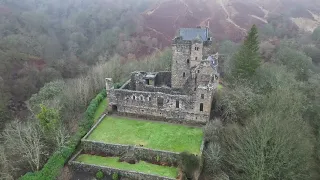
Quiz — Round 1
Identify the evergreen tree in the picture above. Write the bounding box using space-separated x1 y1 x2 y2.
233 25 261 79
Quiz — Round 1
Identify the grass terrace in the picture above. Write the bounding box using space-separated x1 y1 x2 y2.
86 116 203 154
76 154 178 178
93 98 108 122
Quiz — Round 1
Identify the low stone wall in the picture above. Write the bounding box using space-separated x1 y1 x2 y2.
82 140 180 165
69 154 176 180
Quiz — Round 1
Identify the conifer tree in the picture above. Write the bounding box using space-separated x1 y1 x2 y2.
233 25 261 79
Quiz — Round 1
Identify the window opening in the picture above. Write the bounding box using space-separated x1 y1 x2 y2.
176 100 180 108
200 103 204 112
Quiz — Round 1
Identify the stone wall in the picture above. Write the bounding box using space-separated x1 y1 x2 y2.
171 40 192 89
81 140 180 165
190 42 203 68
108 89 209 124
155 71 172 87
69 158 175 180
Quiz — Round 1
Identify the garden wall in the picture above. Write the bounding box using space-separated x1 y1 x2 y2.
81 140 180 165
69 153 175 180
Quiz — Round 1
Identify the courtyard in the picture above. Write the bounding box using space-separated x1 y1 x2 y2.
86 116 203 154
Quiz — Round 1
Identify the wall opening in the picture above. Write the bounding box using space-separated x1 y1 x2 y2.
112 105 118 112
148 97 151 101
176 100 180 108
197 70 200 73
187 59 190 64
201 94 204 99
157 97 164 107
133 96 136 100
183 72 186 77
195 57 198 60
146 79 150 85
200 103 204 112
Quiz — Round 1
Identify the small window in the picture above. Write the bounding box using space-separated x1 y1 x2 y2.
146 79 150 85
197 70 200 73
195 57 198 60
133 96 136 100
187 59 190 64
157 97 164 107
148 97 151 101
176 100 180 108
201 94 204 99
183 72 186 77
200 103 204 112
140 96 143 101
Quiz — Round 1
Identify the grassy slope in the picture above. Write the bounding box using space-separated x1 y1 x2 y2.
93 98 108 122
76 154 178 178
87 116 203 154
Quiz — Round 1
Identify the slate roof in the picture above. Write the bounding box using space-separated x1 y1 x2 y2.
179 28 209 41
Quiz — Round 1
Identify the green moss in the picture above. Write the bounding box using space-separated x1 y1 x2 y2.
93 98 108 122
87 116 203 154
76 154 178 178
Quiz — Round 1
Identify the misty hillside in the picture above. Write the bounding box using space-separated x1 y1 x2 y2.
141 0 320 46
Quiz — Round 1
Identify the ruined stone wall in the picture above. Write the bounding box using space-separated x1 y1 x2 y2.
171 40 192 89
155 71 171 87
108 89 209 124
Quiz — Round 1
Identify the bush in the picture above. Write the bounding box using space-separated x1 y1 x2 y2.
96 170 104 179
179 152 200 180
20 90 107 180
112 172 119 180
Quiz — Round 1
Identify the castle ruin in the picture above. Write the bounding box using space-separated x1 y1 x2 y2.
106 27 219 124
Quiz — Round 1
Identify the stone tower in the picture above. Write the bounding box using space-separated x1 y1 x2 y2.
171 28 210 89
171 38 192 89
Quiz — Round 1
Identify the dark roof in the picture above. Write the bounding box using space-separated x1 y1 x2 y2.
179 28 209 41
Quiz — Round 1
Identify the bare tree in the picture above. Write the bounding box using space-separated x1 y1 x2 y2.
1 120 47 172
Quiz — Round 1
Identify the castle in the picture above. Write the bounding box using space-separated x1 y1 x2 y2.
106 27 219 124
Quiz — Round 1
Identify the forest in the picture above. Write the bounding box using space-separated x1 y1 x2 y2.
0 0 157 130
0 0 320 179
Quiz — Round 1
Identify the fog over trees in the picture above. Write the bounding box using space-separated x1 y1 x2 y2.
0 0 320 179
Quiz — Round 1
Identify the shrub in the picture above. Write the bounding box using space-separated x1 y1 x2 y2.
96 170 104 179
112 172 119 180
179 152 200 180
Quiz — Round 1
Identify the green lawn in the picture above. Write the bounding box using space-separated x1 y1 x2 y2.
76 154 178 178
87 116 203 154
93 98 108 122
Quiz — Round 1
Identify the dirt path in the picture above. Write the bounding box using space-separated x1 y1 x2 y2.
219 0 247 34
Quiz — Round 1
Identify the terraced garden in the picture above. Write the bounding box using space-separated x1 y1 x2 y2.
76 154 178 178
86 116 203 154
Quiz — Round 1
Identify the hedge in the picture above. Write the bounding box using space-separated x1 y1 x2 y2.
20 90 107 180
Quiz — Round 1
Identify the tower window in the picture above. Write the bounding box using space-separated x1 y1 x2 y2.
200 103 204 112
183 72 186 77
195 57 198 60
201 94 204 99
176 100 180 108
133 96 136 100
195 47 199 51
187 59 190 64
